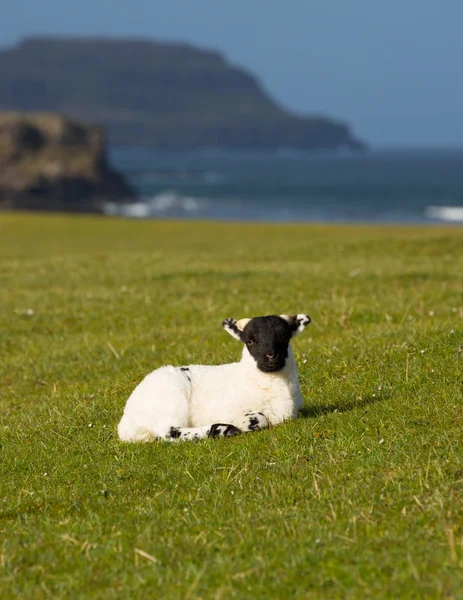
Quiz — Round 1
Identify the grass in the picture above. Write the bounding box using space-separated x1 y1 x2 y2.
1 212 463 599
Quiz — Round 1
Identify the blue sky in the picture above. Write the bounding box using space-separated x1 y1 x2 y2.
2 0 462 147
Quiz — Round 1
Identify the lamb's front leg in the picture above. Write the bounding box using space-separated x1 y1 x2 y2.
166 414 268 441
167 423 242 441
206 413 269 437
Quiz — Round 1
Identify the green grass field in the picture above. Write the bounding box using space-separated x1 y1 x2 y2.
1 212 463 599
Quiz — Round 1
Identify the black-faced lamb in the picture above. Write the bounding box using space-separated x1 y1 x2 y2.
117 313 311 441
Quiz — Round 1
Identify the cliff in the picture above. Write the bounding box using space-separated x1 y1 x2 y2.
0 112 135 212
0 37 366 151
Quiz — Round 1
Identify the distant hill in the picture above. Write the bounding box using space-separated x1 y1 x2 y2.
0 37 366 150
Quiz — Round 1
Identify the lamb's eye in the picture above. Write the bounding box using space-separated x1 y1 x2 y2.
246 340 254 346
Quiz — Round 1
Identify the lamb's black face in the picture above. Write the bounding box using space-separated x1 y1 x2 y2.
241 316 292 373
222 313 311 372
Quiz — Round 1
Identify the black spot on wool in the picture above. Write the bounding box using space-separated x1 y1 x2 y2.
169 427 182 439
291 315 311 333
178 366 191 382
222 318 242 337
248 416 260 431
208 424 241 438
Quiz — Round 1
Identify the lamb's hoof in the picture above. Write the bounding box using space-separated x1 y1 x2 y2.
243 412 269 432
208 423 242 438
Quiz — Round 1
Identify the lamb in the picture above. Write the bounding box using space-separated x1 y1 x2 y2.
117 313 311 442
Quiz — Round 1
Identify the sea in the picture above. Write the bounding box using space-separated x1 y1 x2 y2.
107 147 463 224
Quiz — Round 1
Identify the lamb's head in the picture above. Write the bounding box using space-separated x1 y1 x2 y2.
222 314 311 373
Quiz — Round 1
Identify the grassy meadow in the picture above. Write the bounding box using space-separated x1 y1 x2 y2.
1 212 463 598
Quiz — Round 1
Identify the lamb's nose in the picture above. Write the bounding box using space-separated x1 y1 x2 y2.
265 353 275 360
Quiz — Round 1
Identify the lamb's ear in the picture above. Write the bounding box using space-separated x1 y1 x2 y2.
222 318 251 342
280 314 311 338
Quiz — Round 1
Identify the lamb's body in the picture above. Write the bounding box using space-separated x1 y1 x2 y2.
117 314 310 442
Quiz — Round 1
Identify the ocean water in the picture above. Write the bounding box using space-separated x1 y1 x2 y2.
108 147 463 224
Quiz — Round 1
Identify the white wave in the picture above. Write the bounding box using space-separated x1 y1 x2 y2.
147 190 204 213
425 206 463 222
104 201 150 218
104 190 206 218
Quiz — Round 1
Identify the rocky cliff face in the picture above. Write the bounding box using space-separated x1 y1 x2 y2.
0 112 135 212
0 37 366 151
